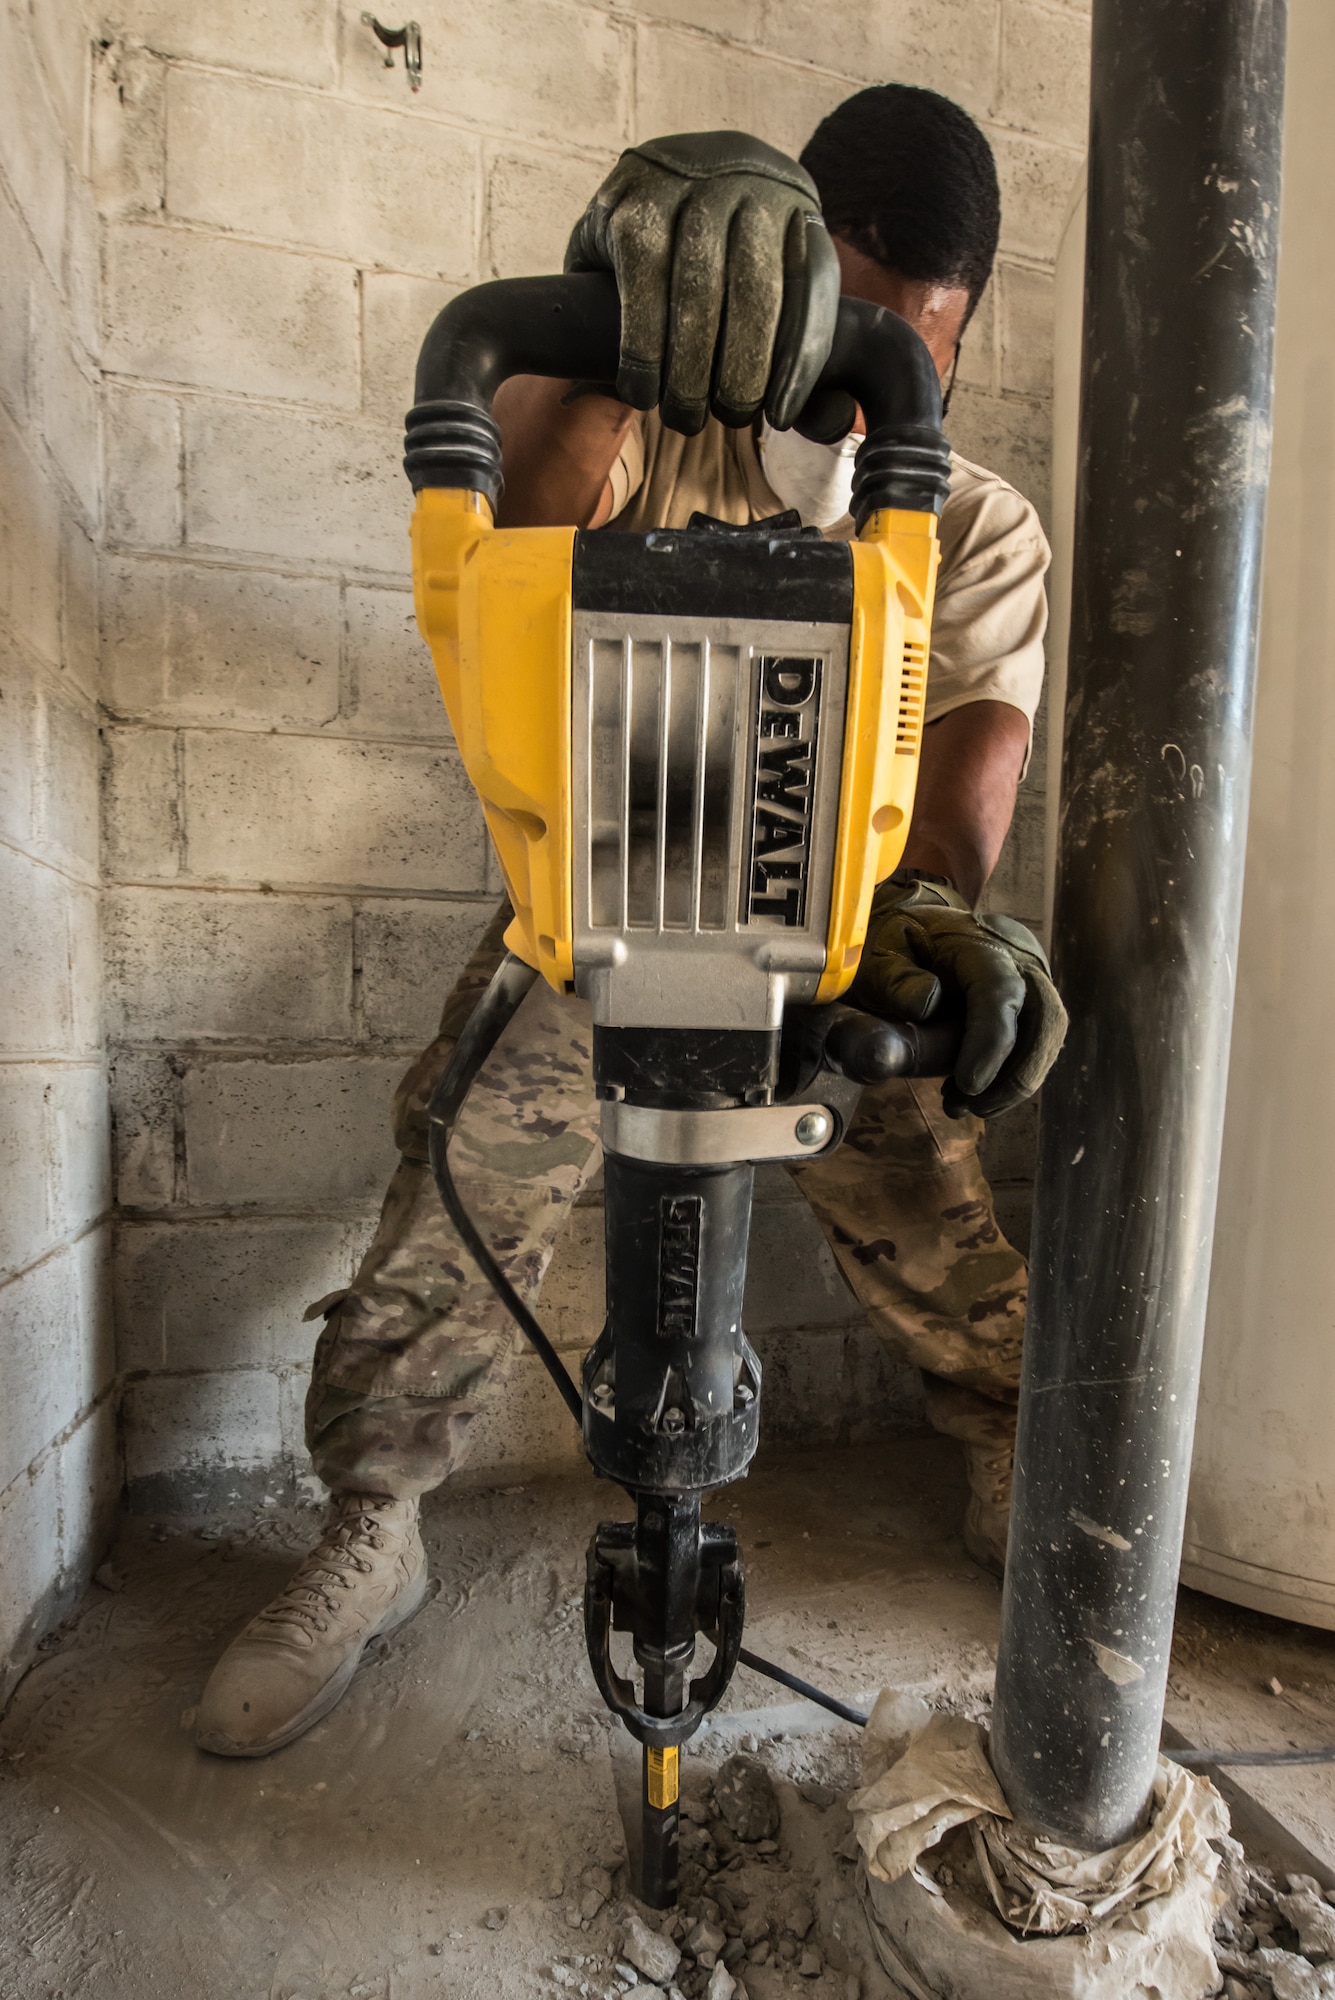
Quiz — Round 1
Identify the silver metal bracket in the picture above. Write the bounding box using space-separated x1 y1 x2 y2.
600 1098 843 1166
362 13 422 91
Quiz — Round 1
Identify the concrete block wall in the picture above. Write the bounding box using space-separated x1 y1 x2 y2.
92 0 1087 1503
0 0 118 1700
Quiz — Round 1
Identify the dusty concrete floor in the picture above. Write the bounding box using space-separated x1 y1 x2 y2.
2 1439 1334 2000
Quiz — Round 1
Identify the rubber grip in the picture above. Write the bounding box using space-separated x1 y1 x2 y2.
821 1007 963 1082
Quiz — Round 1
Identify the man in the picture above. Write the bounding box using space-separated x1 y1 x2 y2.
195 85 1065 1759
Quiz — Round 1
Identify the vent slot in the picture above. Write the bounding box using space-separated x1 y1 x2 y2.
661 641 702 929
698 645 739 931
625 638 663 926
896 637 929 754
588 636 626 928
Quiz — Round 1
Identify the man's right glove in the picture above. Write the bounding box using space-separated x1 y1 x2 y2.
849 874 1068 1120
564 131 840 437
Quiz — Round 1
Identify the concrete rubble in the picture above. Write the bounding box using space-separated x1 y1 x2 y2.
608 1752 860 2000
1214 1857 1335 1998
717 1754 784 1843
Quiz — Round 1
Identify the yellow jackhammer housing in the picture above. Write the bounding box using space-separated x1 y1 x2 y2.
404 273 952 1902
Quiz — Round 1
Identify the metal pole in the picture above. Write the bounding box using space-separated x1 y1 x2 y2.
991 0 1287 1849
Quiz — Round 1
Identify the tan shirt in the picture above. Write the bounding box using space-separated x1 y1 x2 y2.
607 413 1050 761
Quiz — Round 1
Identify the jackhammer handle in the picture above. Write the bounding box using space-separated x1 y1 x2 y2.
405 274 951 519
813 1004 963 1083
410 271 941 435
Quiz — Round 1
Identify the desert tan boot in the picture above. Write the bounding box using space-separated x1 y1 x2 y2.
195 1493 427 1757
961 1434 1013 1576
921 1376 1016 1576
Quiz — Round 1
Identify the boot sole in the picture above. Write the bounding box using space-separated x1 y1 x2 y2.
195 1560 431 1759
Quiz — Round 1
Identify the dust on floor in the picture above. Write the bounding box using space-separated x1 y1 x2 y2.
1 1439 1333 2000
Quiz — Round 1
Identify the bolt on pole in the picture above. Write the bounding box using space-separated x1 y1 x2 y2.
991 0 1288 1849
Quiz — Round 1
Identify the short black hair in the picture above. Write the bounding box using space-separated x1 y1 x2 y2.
801 85 1000 320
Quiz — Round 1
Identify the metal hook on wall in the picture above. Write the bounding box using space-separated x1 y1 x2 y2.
361 13 422 92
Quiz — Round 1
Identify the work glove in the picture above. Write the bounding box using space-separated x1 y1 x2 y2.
849 873 1068 1120
564 131 840 437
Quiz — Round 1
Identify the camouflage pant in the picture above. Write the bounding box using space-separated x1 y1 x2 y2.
306 906 1026 1502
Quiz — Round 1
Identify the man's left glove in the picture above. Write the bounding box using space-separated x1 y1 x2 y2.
564 131 840 437
849 874 1068 1120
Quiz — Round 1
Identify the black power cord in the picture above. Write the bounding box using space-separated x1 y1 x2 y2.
737 1648 870 1728
1170 1745 1335 1768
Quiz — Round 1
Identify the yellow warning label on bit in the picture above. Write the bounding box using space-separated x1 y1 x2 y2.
646 1746 679 1810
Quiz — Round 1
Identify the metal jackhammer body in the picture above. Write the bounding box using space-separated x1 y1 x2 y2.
411 270 953 1902
584 1033 768 1905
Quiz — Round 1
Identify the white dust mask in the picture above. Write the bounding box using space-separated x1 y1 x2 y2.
757 419 860 530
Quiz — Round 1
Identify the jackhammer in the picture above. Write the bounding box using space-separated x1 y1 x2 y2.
405 273 955 1905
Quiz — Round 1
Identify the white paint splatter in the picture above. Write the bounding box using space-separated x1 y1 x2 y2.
1071 1510 1133 1552
1089 1641 1145 1687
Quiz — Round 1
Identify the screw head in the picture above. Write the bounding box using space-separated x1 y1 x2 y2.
795 1110 832 1148
661 1407 686 1435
